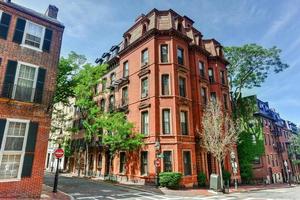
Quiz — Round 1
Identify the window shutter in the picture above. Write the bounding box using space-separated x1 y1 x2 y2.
2 60 17 98
0 119 7 149
34 68 46 103
0 12 11 40
21 122 38 178
42 28 52 52
12 18 26 44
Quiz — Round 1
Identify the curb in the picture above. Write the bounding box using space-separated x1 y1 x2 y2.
228 185 297 194
42 184 74 200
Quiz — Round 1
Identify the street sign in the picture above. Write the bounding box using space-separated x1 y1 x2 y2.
154 159 161 167
54 148 64 159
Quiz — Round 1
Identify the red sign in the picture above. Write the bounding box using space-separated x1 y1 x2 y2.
54 148 64 159
155 159 161 167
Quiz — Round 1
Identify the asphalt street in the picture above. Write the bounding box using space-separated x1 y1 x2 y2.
43 173 300 200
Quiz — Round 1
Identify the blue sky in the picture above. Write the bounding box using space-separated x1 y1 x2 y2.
14 0 300 125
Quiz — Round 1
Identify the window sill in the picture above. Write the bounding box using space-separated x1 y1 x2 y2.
160 95 173 98
160 134 174 137
159 62 170 65
0 178 21 182
20 44 43 52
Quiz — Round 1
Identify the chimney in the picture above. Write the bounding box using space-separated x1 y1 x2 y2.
45 5 58 19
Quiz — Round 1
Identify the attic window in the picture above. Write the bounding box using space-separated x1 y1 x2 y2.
124 38 128 48
142 24 147 35
177 22 183 32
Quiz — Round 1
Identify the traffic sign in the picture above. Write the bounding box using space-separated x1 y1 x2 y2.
54 148 64 159
155 159 161 167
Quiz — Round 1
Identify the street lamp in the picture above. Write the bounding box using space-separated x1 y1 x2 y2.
154 140 161 187
230 151 238 190
284 160 290 185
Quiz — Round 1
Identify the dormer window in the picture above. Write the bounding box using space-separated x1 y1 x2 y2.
110 73 116 84
141 48 148 66
124 38 128 48
177 22 183 32
142 24 147 35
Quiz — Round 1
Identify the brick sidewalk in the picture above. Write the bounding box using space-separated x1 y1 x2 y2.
40 185 72 200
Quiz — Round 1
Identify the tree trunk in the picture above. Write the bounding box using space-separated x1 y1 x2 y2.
108 153 114 180
218 160 224 190
85 143 89 176
77 150 81 176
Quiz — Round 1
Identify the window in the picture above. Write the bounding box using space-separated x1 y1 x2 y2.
141 77 149 98
177 48 184 65
119 152 126 173
122 87 128 106
162 109 171 134
183 151 192 176
201 87 207 105
179 77 186 97
141 111 149 135
140 151 148 175
160 44 168 63
123 61 129 77
100 99 105 111
253 156 260 164
142 24 147 35
177 22 183 32
23 21 44 49
180 111 188 135
208 68 214 83
223 94 228 110
141 49 149 66
163 151 172 172
199 61 205 77
109 95 115 111
161 74 170 95
220 71 226 84
210 92 217 103
110 73 116 84
267 155 270 165
0 120 29 180
102 78 107 91
13 63 38 102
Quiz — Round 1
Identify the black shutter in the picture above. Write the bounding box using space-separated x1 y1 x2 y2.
25 122 38 153
0 119 7 149
34 68 46 103
42 28 52 52
0 12 11 40
2 60 17 98
12 18 26 44
21 122 38 178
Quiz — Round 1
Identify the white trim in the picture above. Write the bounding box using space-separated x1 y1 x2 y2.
0 119 30 181
12 61 39 102
21 19 45 52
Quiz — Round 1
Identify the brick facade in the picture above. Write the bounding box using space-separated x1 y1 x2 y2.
68 9 240 187
0 1 63 198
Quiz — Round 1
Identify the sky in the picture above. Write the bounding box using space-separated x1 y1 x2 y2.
14 0 300 125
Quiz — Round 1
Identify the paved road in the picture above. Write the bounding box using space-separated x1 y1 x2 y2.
44 173 299 200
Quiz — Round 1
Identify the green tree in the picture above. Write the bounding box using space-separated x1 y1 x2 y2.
101 112 144 178
53 51 85 106
73 62 107 176
224 44 288 111
289 134 300 165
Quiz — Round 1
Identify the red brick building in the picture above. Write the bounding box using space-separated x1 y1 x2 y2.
68 9 240 187
0 0 63 198
250 97 299 183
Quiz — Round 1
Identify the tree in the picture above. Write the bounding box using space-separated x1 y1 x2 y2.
224 44 288 112
53 51 85 106
236 96 265 183
73 62 107 176
101 112 144 178
201 101 239 189
289 134 300 165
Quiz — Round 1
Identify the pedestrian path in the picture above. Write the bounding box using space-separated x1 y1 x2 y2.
69 191 276 200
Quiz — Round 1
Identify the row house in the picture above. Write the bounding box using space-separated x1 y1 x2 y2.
68 9 240 187
246 96 299 183
0 0 63 198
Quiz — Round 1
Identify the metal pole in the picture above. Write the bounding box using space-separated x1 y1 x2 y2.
53 158 60 193
234 176 237 190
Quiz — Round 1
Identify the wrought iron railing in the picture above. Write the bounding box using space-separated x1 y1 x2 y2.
0 83 54 107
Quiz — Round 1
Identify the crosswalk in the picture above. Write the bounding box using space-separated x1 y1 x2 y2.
70 191 268 200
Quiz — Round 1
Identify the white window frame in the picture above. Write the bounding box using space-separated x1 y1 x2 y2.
12 61 39 102
160 43 169 64
0 118 30 182
21 20 45 52
140 110 149 136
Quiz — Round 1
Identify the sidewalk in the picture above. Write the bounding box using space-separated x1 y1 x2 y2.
40 185 72 200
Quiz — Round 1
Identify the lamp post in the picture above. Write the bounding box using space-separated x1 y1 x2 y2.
230 151 238 190
284 160 290 185
154 140 161 187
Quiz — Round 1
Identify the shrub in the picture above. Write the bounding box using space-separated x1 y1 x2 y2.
159 172 182 189
222 170 231 185
197 172 206 187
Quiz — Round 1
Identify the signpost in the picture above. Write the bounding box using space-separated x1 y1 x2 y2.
53 148 64 193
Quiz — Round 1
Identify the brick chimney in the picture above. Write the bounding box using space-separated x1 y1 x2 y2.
45 5 58 19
